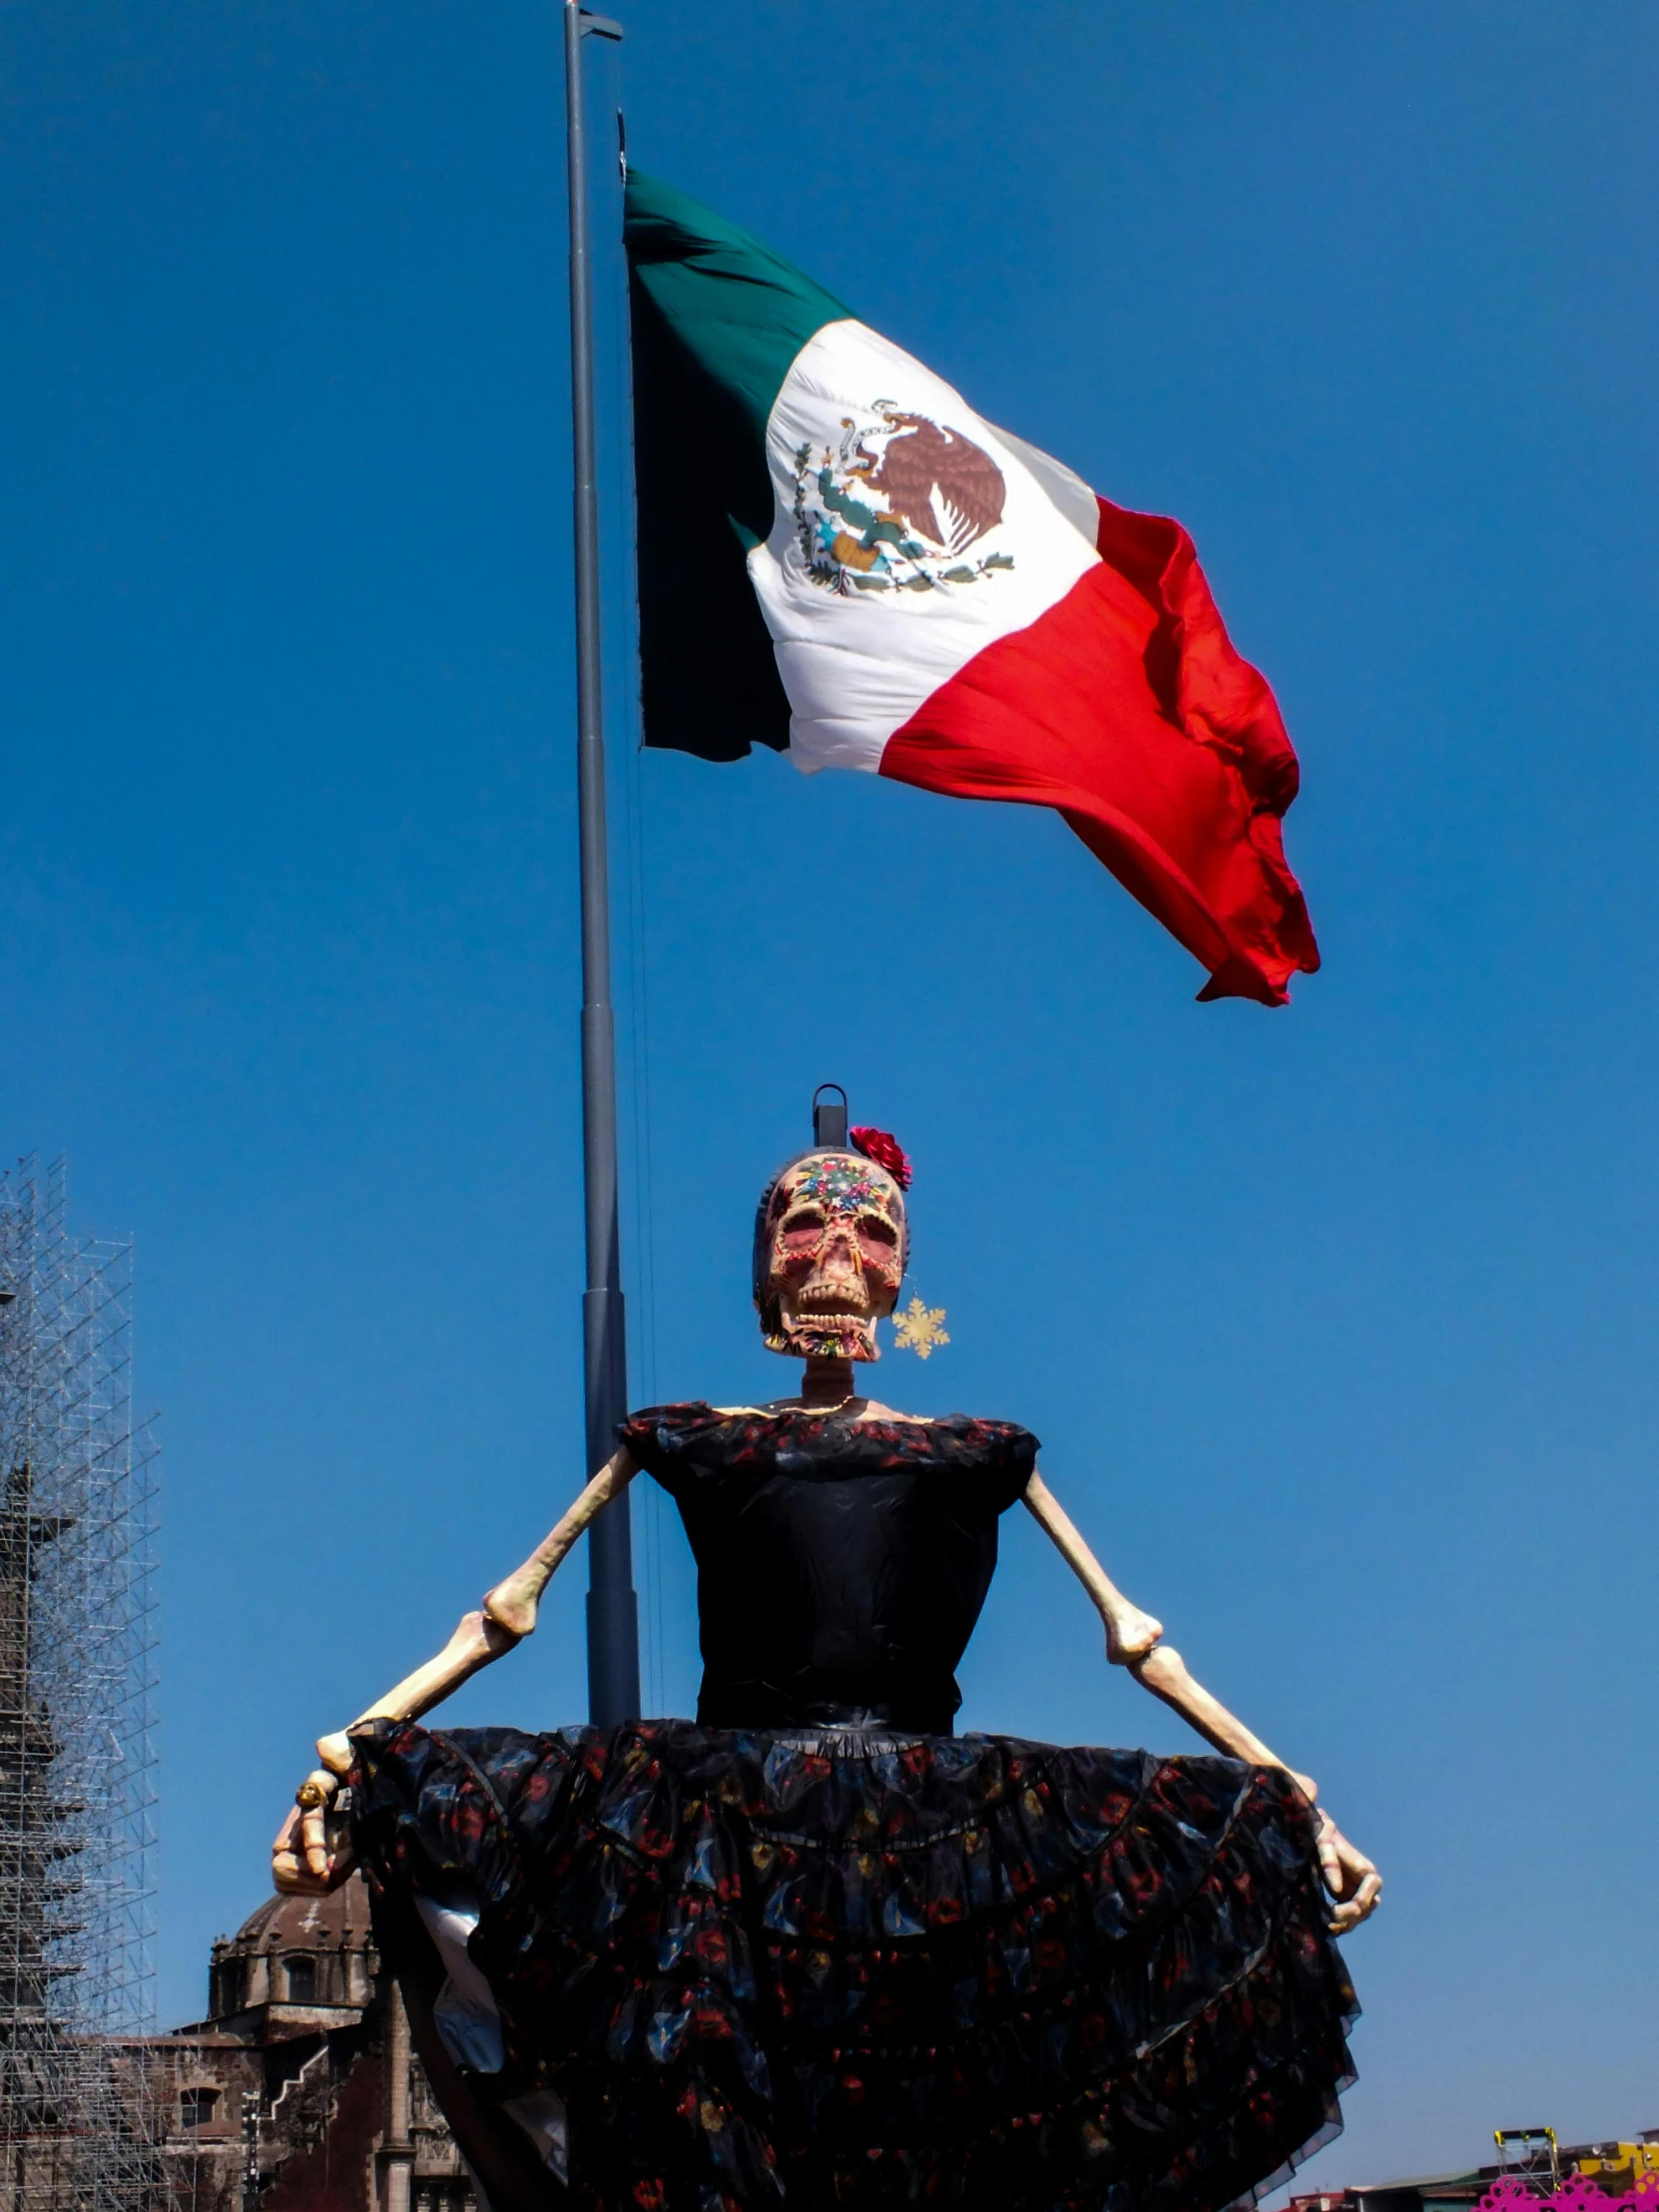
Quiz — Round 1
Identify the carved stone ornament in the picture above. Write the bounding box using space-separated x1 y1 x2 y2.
756 1151 907 1362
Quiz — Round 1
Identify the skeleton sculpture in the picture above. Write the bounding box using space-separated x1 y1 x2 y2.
275 1121 1381 1936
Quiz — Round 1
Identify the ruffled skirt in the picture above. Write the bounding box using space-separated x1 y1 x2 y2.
349 1719 1358 2212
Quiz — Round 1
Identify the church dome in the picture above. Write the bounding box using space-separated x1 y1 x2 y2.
222 1874 375 1959
206 1875 377 2025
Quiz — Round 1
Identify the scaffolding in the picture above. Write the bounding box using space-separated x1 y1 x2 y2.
0 1160 159 2209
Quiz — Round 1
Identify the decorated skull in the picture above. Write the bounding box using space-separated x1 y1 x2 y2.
753 1151 908 1362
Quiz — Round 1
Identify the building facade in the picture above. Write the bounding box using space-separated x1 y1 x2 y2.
122 1876 475 2212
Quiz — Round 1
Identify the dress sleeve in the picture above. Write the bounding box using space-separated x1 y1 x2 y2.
985 1422 1040 1510
938 1419 1040 1513
615 1402 720 1497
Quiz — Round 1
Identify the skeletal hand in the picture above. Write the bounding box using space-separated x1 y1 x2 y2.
272 1769 356 1896
1313 1810 1382 1935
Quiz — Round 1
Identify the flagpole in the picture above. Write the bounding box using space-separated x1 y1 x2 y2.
563 0 639 1727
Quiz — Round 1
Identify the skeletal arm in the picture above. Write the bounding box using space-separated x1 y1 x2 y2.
1022 1469 1382 1934
273 1447 639 1894
1022 1472 1166 1666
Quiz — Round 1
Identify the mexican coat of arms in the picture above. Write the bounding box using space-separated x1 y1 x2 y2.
793 403 1015 594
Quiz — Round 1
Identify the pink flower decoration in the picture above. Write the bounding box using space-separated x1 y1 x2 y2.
848 1126 912 1189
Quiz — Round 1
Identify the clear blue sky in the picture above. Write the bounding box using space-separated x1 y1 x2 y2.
4 0 1656 2185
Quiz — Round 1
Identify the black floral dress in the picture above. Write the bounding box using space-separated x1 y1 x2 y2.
349 1405 1358 2212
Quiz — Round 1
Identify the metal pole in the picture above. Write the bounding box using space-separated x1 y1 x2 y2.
564 0 639 1726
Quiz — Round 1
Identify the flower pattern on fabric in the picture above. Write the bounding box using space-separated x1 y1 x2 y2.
614 1406 1040 1733
351 1719 1358 2212
619 1402 1034 1492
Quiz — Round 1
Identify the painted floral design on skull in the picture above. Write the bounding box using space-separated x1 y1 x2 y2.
755 1151 908 1362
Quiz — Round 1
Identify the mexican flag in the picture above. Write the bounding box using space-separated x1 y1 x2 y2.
625 172 1319 1006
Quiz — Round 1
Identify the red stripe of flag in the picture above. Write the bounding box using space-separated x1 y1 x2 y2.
879 497 1319 1006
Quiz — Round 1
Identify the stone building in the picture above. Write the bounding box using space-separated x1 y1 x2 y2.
119 1875 476 2212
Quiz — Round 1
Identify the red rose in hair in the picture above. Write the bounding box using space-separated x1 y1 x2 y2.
848 1126 912 1190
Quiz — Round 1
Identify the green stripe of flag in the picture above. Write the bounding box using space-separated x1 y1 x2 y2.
625 171 849 444
625 171 851 761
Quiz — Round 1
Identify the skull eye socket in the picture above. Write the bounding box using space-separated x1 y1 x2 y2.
855 1214 898 1252
778 1206 825 1253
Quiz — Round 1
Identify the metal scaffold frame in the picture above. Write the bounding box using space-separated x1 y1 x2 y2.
0 1159 159 2210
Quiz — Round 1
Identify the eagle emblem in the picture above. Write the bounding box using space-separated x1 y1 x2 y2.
792 402 1015 594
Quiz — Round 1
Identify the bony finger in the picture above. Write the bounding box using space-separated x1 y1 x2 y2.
273 1854 318 1897
1330 1879 1381 1933
299 1807 328 1876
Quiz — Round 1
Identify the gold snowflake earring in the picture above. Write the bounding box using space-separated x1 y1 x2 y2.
891 1296 949 1360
